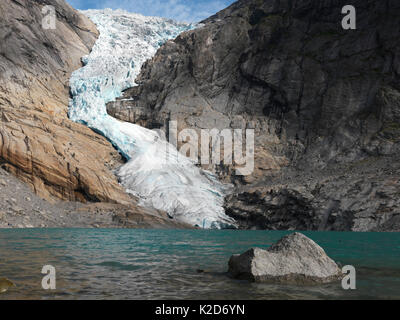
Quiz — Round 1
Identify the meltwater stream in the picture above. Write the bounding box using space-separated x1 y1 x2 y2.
68 10 236 229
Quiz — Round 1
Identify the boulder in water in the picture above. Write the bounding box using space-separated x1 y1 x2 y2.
0 278 15 294
228 233 342 284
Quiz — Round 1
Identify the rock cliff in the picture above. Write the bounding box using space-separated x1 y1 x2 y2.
0 0 129 203
107 0 400 231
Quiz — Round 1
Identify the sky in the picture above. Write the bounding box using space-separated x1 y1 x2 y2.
67 0 237 23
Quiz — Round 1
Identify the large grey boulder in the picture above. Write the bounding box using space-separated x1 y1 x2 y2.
228 233 342 284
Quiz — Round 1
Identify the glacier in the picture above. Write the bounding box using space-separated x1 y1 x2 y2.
68 9 236 229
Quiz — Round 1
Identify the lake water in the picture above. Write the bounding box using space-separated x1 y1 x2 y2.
0 229 399 300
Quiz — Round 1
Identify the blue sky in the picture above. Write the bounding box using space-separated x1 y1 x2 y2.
67 0 236 22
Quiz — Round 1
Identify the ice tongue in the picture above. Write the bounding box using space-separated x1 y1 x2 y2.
68 9 236 229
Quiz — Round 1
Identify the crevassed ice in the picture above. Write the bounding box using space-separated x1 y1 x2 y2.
68 9 236 229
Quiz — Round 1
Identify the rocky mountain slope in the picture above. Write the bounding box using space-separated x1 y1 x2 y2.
107 0 400 231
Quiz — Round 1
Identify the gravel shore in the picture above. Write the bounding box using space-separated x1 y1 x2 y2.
0 167 193 229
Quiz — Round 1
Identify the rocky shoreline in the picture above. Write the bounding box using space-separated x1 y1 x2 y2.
1 158 398 231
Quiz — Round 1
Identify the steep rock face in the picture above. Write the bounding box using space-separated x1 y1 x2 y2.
0 0 129 203
107 0 400 231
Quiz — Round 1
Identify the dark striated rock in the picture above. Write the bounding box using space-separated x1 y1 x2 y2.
108 0 400 231
225 154 400 231
228 232 342 284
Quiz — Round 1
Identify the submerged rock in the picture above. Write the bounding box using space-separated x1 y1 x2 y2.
0 278 15 294
228 233 342 284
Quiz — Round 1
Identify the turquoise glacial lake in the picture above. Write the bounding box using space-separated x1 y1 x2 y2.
0 229 399 299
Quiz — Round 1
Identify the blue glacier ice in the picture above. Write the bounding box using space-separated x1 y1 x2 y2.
68 9 236 229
